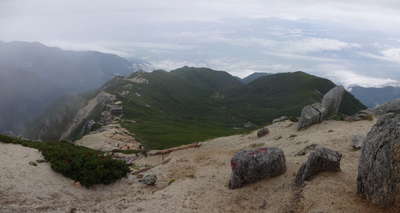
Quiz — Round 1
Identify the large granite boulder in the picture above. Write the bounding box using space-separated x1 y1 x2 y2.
229 147 286 189
295 147 342 186
297 103 326 130
374 99 400 115
357 113 400 207
321 86 345 117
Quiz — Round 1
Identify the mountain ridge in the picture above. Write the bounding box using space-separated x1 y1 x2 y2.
28 67 366 149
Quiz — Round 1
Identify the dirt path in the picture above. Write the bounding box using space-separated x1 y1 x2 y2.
1 119 397 212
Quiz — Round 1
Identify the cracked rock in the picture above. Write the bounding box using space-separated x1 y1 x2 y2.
295 147 342 186
357 113 400 207
229 147 286 189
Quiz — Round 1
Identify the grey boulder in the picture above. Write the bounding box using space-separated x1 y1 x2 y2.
297 103 326 130
357 113 400 207
229 147 286 189
321 86 345 118
295 147 342 186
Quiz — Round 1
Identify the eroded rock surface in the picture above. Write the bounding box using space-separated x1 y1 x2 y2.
295 147 342 186
297 103 326 130
229 147 286 189
321 86 345 117
357 113 400 207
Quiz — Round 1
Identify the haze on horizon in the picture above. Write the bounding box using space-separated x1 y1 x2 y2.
2 0 400 87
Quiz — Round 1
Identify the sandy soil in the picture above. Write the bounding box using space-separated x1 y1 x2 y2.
2 119 399 213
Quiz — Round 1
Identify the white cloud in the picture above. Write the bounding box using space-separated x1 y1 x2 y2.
285 38 360 54
382 48 400 63
359 48 400 64
317 64 400 88
4 0 400 87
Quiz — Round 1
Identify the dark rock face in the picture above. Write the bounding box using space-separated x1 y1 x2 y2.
357 113 400 207
257 127 270 138
229 147 286 189
295 147 342 186
322 86 345 117
297 103 326 130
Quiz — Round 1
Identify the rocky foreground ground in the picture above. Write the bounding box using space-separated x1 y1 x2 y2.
2 119 399 213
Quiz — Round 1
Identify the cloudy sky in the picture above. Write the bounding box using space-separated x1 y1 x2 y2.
3 0 400 87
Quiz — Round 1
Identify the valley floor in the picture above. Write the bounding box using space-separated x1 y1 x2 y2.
1 119 398 213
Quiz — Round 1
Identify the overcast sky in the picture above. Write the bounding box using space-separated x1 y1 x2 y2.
3 0 400 87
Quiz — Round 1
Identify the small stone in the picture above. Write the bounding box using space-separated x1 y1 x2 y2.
36 159 47 163
29 161 37 166
257 127 270 138
328 130 334 133
139 174 157 186
274 136 282 140
259 200 267 209
289 134 297 138
351 135 365 150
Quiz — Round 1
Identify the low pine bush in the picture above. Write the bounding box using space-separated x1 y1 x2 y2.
0 135 130 187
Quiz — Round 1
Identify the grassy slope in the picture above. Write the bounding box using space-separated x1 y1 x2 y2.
0 134 129 187
101 68 365 149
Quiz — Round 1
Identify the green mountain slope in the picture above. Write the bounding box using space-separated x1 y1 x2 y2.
30 67 366 149
241 72 271 84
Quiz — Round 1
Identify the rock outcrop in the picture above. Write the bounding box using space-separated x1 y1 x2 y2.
60 91 116 141
357 113 400 207
295 147 342 186
321 86 345 117
297 86 346 130
374 98 400 115
229 147 286 189
297 103 326 130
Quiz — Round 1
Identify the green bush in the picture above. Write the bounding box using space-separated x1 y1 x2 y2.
0 135 130 187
